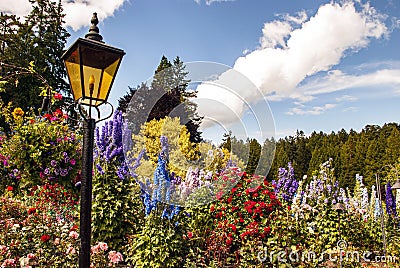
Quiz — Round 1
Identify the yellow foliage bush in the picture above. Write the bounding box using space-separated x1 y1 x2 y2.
130 116 244 179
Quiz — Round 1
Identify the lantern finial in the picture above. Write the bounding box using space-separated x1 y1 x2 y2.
85 13 103 42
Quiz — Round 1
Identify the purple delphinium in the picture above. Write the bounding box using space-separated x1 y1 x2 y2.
94 111 142 181
274 162 299 203
386 182 397 216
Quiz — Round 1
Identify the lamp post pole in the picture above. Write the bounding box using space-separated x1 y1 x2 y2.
61 13 125 268
79 118 96 267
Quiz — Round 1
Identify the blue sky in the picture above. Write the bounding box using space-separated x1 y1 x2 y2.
2 0 400 143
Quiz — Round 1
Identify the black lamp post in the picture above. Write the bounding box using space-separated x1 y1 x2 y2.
61 13 125 268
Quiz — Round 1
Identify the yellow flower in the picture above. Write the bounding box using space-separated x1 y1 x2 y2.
12 107 24 119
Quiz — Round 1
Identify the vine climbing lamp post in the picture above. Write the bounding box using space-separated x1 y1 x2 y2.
61 13 125 268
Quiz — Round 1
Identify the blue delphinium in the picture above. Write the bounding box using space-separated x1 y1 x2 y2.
140 136 181 219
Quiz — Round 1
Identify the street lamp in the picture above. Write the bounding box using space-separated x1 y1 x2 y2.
61 13 125 268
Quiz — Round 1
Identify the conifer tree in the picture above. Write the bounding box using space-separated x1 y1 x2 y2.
0 0 70 110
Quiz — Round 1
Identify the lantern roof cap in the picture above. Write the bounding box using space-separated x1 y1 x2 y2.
85 13 103 42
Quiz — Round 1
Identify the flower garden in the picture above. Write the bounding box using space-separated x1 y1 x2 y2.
0 103 399 268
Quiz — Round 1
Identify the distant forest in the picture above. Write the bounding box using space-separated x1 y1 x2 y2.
221 122 400 190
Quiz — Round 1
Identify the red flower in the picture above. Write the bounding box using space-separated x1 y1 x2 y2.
210 205 215 212
264 227 271 234
53 109 63 117
187 232 193 239
54 93 63 100
43 113 52 120
28 208 36 215
227 196 233 203
216 191 223 200
29 119 35 124
229 224 237 232
41 234 51 242
7 186 13 191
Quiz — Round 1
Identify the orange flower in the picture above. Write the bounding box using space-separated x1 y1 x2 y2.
12 107 24 119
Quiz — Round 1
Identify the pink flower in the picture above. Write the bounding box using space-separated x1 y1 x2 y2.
69 231 79 239
108 251 123 264
66 246 76 255
2 258 15 266
54 238 60 245
99 242 108 251
27 253 35 259
91 245 100 255
70 159 76 165
0 245 9 253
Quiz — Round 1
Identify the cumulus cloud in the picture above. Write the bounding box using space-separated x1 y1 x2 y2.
0 0 127 31
195 1 390 127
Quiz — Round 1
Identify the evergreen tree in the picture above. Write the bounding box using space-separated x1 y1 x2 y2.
245 138 261 175
0 0 70 110
293 130 311 179
385 125 400 165
220 131 232 152
257 137 275 177
364 134 386 186
118 56 202 142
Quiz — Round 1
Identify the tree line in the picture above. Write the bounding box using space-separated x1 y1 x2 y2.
221 123 400 189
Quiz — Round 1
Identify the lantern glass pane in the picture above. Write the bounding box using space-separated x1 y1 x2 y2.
64 48 82 101
99 58 121 101
82 66 102 101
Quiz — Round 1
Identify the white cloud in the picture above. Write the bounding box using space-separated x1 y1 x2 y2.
196 1 390 127
336 94 358 102
343 106 359 112
194 0 236 5
234 1 388 97
0 0 127 31
0 0 31 18
298 68 400 96
286 103 337 116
